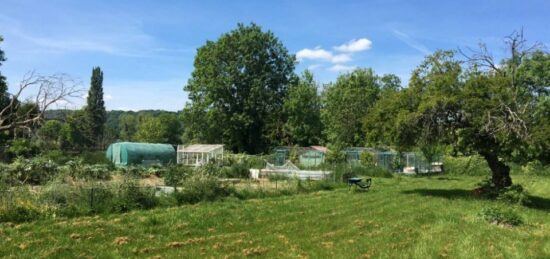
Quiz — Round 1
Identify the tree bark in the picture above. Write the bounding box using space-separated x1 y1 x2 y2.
480 152 512 188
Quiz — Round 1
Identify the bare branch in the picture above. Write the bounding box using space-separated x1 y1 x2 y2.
0 72 83 132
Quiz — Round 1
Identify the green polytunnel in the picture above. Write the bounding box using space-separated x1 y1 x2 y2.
106 142 176 167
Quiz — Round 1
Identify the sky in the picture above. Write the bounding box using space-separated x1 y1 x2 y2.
1 0 549 111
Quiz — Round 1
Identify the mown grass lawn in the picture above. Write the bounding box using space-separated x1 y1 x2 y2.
1 175 549 258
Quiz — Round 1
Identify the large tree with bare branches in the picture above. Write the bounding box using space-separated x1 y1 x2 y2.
382 31 549 188
0 72 82 135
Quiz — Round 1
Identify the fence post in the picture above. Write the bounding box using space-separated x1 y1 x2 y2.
90 187 94 212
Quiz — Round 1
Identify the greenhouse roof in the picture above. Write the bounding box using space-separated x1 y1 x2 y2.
178 144 223 153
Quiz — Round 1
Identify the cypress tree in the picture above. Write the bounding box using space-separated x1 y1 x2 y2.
86 67 106 148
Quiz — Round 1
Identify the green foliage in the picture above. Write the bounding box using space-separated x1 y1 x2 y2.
6 157 59 185
6 138 40 159
174 166 232 204
63 160 111 180
60 109 94 150
283 70 323 146
134 113 182 143
222 162 250 178
324 144 346 164
359 151 376 166
112 180 158 212
476 178 531 205
0 203 42 223
444 155 491 176
321 68 385 147
478 207 523 226
37 120 64 149
183 23 296 153
521 160 550 176
162 165 191 186
85 67 106 147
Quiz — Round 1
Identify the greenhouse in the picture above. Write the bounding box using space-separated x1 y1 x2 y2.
106 142 176 167
299 146 327 167
177 144 224 166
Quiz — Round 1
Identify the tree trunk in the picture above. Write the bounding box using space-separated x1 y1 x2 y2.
480 152 512 188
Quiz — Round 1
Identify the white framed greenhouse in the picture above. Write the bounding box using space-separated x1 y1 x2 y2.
177 144 224 166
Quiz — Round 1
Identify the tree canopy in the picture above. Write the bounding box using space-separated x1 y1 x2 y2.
85 67 106 148
183 23 296 153
364 32 550 187
283 70 323 146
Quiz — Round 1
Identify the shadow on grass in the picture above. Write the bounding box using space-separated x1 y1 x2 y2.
526 195 550 212
402 188 550 212
401 188 474 200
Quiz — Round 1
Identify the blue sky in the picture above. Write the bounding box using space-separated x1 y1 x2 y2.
1 0 549 111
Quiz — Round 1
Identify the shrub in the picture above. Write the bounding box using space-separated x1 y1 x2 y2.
521 160 550 176
63 160 111 180
475 178 531 205
0 203 42 223
222 162 250 178
112 180 158 212
40 150 71 165
174 166 232 204
444 155 491 176
6 139 40 159
8 157 59 185
478 207 522 226
163 165 191 187
80 151 113 165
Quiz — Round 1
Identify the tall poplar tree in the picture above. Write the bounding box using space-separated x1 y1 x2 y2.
86 67 106 148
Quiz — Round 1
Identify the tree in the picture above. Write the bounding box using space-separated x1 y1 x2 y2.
321 68 383 147
0 72 81 134
134 116 165 143
37 120 63 149
135 113 183 144
0 36 8 111
283 70 323 146
389 32 549 188
183 23 296 153
85 67 106 148
60 110 94 150
118 113 137 141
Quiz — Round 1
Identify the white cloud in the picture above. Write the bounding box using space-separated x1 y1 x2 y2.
296 48 352 64
105 94 113 100
331 54 352 63
296 47 333 61
334 38 372 52
329 64 356 72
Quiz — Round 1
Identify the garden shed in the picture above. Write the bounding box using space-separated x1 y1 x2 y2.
106 142 176 167
177 144 224 166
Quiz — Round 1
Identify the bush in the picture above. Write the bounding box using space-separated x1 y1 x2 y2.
112 180 158 212
478 207 522 226
80 151 113 165
444 155 491 176
174 166 232 204
6 139 40 159
475 178 531 205
8 157 59 185
222 162 250 178
521 160 550 176
0 203 42 223
63 160 111 180
162 165 191 187
40 150 71 165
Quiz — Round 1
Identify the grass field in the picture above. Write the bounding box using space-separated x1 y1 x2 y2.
1 175 549 258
